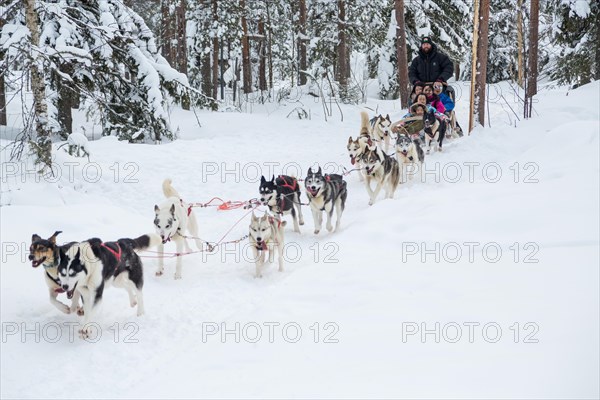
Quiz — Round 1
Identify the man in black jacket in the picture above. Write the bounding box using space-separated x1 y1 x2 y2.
408 36 454 86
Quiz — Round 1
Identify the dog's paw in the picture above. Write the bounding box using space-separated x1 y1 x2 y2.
59 304 70 314
78 328 92 340
326 224 333 232
155 270 164 277
130 299 137 308
314 229 320 235
137 309 144 317
77 307 84 316
368 200 374 206
174 272 182 280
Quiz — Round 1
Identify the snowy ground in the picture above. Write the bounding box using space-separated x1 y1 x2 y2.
1 80 599 398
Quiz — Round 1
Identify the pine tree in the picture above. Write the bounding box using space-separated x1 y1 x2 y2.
546 0 599 86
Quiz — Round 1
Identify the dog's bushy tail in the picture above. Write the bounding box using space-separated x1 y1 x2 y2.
360 111 371 137
162 178 182 199
132 233 162 250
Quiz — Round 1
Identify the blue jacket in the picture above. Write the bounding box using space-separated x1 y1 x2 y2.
439 92 454 112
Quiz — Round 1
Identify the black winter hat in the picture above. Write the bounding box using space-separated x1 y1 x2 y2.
421 36 433 45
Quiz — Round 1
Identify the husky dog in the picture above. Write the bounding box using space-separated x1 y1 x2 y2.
395 133 425 183
304 167 348 234
29 231 82 315
58 234 160 339
259 175 304 233
362 143 400 206
372 114 393 152
347 111 372 182
154 179 207 279
249 212 286 278
423 110 446 154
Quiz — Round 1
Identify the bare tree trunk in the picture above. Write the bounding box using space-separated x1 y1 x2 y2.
298 0 308 85
336 0 348 88
526 0 539 99
454 63 460 81
395 0 409 108
516 0 525 87
176 0 189 109
240 0 252 94
0 12 6 126
24 0 52 170
265 1 274 89
201 51 212 96
468 0 480 133
0 71 6 126
212 0 219 100
56 64 73 136
475 0 491 126
258 19 267 92
161 0 175 66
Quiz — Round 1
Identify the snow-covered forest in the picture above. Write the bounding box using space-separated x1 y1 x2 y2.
0 0 598 398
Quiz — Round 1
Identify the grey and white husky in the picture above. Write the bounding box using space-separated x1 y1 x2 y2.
154 179 208 279
362 143 400 205
395 133 424 183
372 114 394 153
304 167 348 234
249 212 286 278
57 234 160 339
347 111 373 182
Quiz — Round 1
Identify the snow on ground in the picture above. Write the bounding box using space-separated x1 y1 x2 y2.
1 81 599 398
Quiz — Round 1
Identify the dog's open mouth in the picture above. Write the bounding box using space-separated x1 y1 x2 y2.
256 240 267 251
366 166 374 175
31 257 46 268
350 155 356 165
307 187 319 196
67 282 78 299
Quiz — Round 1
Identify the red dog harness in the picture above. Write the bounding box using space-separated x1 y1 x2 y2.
101 242 122 262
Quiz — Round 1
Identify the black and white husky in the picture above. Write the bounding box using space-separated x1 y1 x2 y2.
29 231 81 314
58 234 160 339
362 143 400 205
304 167 348 234
423 110 446 154
259 175 304 233
249 212 286 278
154 179 207 279
395 133 425 183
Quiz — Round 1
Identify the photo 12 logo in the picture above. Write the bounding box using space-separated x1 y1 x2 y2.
401 321 540 344
201 321 340 344
2 322 140 344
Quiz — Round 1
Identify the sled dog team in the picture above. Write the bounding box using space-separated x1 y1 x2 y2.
28 109 445 338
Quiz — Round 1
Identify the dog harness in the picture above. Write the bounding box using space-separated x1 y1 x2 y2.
180 199 193 216
101 242 122 262
46 271 65 293
276 176 298 214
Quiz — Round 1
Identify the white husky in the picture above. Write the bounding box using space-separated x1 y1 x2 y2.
249 212 286 278
154 179 207 279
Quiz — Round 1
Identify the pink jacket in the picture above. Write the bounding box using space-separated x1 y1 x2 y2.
427 95 446 113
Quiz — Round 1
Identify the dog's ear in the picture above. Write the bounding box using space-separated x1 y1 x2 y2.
271 175 275 183
348 136 353 144
154 205 160 214
317 166 322 175
31 234 42 243
260 175 266 185
169 204 176 216
49 231 62 244
251 211 257 222
307 167 312 175
386 114 390 120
